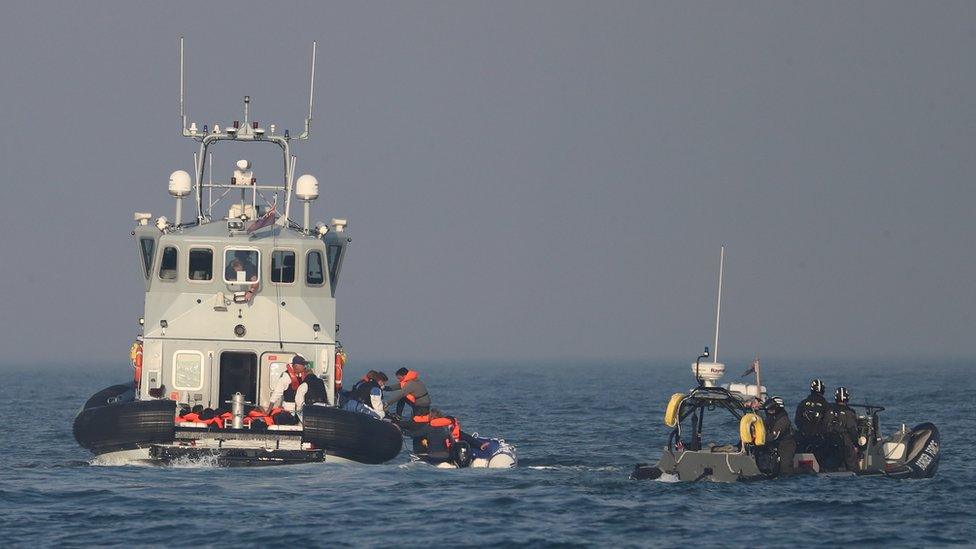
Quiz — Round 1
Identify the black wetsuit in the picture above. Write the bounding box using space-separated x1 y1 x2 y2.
825 403 859 471
794 392 829 453
765 407 796 475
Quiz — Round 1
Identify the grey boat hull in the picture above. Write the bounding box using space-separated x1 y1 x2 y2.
632 449 763 482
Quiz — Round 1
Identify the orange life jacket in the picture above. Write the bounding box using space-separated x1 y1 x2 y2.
430 416 461 443
399 370 420 403
285 364 305 391
177 412 201 423
246 409 274 426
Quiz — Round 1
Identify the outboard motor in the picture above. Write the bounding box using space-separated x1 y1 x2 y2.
896 423 940 479
451 441 473 468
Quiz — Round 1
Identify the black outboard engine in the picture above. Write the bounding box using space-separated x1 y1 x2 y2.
451 441 473 468
887 423 940 479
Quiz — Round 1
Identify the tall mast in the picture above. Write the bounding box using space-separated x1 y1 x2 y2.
713 245 725 362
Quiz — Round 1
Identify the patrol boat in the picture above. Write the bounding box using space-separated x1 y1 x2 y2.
73 38 402 466
630 248 940 482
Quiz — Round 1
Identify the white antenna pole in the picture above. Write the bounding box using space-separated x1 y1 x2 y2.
713 245 725 362
300 41 317 139
180 36 186 134
207 152 213 216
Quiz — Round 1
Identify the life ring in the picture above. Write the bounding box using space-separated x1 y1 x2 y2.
130 341 143 389
335 349 346 390
664 393 684 427
739 413 766 446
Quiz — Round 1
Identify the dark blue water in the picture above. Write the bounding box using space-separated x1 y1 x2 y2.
1 359 973 546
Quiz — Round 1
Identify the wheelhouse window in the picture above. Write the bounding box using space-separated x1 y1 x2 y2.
188 248 214 281
306 250 325 286
139 238 155 280
172 351 204 391
224 249 260 284
158 246 178 280
271 250 296 283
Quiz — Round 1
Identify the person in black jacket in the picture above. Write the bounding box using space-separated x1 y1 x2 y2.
795 379 829 454
764 396 796 476
343 370 388 418
825 386 860 471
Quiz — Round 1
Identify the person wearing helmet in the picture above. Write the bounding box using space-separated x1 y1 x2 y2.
825 386 860 471
763 396 796 475
795 379 829 454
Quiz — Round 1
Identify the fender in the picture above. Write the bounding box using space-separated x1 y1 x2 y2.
739 413 766 446
664 393 684 427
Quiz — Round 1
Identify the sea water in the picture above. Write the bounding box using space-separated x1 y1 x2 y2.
0 359 973 546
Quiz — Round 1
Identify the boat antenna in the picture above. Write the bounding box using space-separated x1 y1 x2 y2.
180 35 188 136
298 41 317 140
713 245 725 363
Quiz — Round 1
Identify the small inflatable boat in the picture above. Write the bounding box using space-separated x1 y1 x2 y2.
630 384 940 482
74 382 403 467
407 429 517 469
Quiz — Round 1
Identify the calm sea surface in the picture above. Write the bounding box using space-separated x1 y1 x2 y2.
0 359 973 547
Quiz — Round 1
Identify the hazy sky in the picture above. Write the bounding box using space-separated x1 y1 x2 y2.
0 1 973 365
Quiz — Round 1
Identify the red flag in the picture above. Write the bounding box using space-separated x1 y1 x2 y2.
246 200 278 233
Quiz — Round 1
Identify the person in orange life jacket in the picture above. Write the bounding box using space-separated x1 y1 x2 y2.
344 370 387 418
383 368 431 426
423 408 489 455
264 355 308 416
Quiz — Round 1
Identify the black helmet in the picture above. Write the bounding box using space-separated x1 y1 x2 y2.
810 379 825 394
835 386 850 403
764 396 785 411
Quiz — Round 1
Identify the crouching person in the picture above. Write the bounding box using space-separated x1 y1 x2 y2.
418 408 489 467
343 371 387 419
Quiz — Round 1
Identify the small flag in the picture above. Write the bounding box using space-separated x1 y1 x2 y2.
741 358 760 377
246 199 278 233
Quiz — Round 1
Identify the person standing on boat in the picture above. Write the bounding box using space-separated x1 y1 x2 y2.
795 379 829 453
383 368 431 429
825 386 860 471
265 355 309 418
763 396 796 475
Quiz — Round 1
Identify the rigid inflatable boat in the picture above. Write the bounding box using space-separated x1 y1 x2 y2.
73 39 403 467
630 383 940 482
631 248 939 482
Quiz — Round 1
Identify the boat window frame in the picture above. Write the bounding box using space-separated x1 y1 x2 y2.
186 245 216 284
222 246 262 285
172 350 205 391
139 237 156 280
270 248 298 285
305 249 326 287
158 244 180 282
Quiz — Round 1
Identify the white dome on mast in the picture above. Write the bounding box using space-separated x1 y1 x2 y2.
168 170 192 197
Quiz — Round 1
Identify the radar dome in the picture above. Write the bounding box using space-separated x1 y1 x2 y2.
296 174 319 201
168 170 192 197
